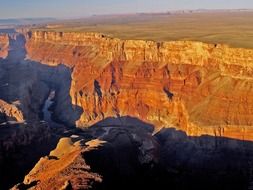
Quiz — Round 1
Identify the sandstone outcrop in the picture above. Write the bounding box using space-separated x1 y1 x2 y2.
0 34 9 59
13 137 102 190
13 118 160 190
12 118 251 190
0 99 24 123
13 117 162 190
24 30 253 141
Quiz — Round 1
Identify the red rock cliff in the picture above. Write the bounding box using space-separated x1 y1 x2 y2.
24 30 253 141
0 34 9 59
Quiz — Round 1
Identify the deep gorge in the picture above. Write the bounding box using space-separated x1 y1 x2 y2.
0 30 253 190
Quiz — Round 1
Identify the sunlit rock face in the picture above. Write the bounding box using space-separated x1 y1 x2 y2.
12 138 103 190
24 30 253 140
11 119 251 190
0 34 9 59
0 99 24 122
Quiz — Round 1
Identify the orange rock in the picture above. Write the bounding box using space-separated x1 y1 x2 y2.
0 99 24 122
16 138 103 190
24 30 253 141
0 34 9 59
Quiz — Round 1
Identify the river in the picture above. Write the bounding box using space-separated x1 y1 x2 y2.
42 90 65 128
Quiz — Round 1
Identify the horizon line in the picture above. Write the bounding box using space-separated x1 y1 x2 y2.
1 8 253 20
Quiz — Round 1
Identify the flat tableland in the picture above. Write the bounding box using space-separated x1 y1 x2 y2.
37 11 253 49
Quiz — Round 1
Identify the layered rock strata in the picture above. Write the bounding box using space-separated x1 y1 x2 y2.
24 31 253 141
0 34 9 59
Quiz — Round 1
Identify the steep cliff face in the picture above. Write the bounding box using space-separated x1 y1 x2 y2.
24 31 253 140
0 32 77 189
0 34 9 59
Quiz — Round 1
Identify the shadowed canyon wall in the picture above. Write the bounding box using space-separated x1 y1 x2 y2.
23 30 253 141
0 32 82 189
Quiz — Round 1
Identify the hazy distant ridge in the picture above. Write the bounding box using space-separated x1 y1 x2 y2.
0 18 57 25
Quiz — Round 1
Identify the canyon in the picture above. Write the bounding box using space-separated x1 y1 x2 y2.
24 30 253 140
0 29 253 190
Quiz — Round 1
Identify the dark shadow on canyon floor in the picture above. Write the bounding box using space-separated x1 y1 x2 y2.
0 123 60 190
82 116 252 190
